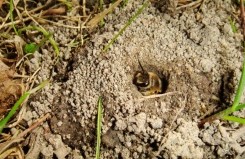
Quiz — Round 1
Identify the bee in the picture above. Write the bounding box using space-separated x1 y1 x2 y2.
133 60 167 96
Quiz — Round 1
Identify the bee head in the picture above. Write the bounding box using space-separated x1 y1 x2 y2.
133 60 150 87
133 71 149 87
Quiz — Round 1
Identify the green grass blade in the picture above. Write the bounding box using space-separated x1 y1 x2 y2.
10 0 18 35
0 80 49 133
235 103 245 111
99 0 105 26
231 57 245 111
229 17 237 33
28 80 49 94
103 1 149 52
222 115 245 124
99 0 104 11
0 92 30 133
96 96 103 159
218 103 245 117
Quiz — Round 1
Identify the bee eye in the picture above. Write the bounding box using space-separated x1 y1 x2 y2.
135 79 149 87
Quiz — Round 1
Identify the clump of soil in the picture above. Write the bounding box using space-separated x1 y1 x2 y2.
23 0 245 158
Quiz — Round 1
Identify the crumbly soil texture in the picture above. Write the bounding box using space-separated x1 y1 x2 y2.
23 0 245 158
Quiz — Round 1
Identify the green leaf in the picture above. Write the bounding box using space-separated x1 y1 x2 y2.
96 96 103 159
24 42 38 54
222 115 245 124
231 55 245 111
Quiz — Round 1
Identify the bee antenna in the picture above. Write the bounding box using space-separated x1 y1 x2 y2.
138 59 147 74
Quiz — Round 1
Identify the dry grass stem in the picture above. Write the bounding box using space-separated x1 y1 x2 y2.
0 0 4 9
7 105 26 128
37 18 86 29
87 0 123 28
240 0 245 39
137 91 182 102
42 7 66 16
176 0 202 10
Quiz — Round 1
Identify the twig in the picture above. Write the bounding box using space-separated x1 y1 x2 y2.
17 113 51 138
0 113 50 154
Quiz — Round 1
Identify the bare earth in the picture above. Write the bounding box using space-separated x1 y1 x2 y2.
23 0 245 158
